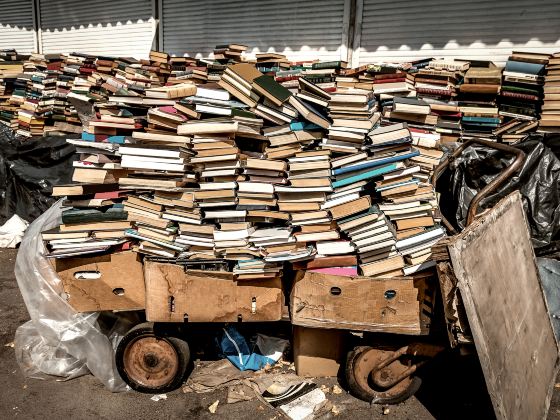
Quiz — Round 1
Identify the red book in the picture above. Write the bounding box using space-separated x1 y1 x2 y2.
94 190 131 199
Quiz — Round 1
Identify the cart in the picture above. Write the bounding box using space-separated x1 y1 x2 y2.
114 139 557 416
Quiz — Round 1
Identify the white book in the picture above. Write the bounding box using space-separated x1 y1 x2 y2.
119 146 182 158
403 260 436 275
204 210 247 219
320 192 360 210
275 185 333 193
177 234 214 243
199 181 237 191
195 104 231 116
327 186 364 200
358 239 397 253
381 204 433 216
238 182 275 194
347 219 387 235
316 240 355 255
250 227 292 239
213 227 256 241
196 86 230 101
291 218 331 226
350 225 389 241
120 154 186 164
162 214 203 224
353 231 394 248
121 160 186 172
175 238 213 247
396 227 446 250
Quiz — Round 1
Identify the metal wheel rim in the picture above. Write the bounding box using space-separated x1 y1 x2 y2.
353 348 414 400
123 335 180 388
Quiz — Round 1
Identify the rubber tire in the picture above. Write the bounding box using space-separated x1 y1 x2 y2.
116 322 191 393
345 346 422 405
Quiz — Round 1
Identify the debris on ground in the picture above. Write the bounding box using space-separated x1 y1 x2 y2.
149 394 167 402
208 399 219 413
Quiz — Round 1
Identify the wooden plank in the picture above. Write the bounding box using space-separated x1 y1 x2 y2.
447 191 559 420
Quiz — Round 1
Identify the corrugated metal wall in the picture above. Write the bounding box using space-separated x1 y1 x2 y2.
38 0 155 58
161 0 347 61
357 0 560 66
0 0 35 54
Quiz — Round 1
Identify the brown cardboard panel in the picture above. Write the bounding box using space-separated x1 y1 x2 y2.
54 251 145 312
293 326 345 377
290 271 434 335
144 262 283 322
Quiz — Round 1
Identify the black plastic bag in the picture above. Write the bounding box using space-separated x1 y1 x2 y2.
0 126 78 224
437 134 560 251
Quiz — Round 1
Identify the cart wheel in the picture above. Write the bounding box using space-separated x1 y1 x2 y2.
345 346 421 404
116 322 190 393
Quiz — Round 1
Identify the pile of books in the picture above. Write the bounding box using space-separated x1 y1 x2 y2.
539 53 560 133
36 51 453 279
499 52 548 125
459 63 502 136
3 45 559 280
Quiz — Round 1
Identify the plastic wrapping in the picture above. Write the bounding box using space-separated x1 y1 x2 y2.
437 134 560 251
13 199 131 391
0 125 77 224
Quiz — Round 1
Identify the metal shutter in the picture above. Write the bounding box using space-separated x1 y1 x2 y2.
38 0 155 58
357 0 560 66
0 0 35 54
161 0 347 61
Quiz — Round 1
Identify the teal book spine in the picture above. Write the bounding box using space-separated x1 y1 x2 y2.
332 163 399 188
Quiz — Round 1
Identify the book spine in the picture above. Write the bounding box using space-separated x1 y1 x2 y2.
500 91 540 101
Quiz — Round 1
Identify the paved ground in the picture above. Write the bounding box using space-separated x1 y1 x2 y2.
0 247 559 419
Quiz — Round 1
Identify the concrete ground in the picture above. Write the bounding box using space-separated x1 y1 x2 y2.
1 247 559 420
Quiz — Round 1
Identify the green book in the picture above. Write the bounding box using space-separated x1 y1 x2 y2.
311 61 348 70
252 75 292 105
231 108 258 119
62 206 127 224
332 163 401 189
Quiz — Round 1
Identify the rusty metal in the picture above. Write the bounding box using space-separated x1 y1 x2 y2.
122 336 179 388
353 348 415 400
357 343 445 390
431 138 526 228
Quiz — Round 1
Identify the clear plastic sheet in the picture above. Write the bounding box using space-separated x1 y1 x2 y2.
13 199 130 391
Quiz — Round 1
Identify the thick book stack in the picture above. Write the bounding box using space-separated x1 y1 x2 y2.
368 63 415 98
459 64 502 136
0 56 22 129
4 48 454 283
411 59 469 140
499 51 549 124
538 52 560 133
212 44 248 64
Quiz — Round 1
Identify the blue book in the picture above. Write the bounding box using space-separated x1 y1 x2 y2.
505 60 545 76
462 116 501 124
81 132 126 144
332 163 401 189
290 121 321 131
333 150 420 176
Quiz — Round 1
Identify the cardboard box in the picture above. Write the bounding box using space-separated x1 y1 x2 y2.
290 271 434 335
54 251 145 312
144 261 283 322
293 326 345 377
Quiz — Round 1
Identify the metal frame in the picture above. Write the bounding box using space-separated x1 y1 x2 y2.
431 138 526 232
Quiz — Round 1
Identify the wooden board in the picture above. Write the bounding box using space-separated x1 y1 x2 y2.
447 191 559 420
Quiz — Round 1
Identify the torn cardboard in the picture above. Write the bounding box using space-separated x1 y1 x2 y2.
144 262 283 322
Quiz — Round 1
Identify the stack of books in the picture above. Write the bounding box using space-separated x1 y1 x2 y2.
539 52 560 133
499 52 549 124
459 64 502 136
